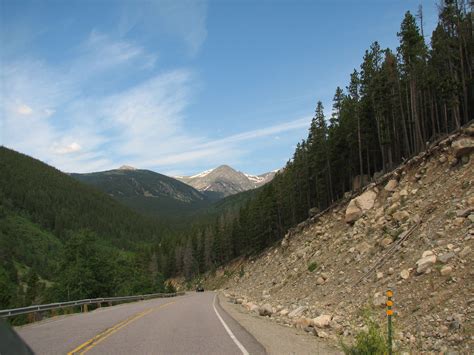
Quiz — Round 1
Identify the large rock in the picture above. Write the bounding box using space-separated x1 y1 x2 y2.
288 306 307 318
438 252 455 264
452 138 474 158
384 179 398 192
293 317 312 329
312 314 332 328
345 199 362 223
416 252 437 274
345 189 378 223
393 210 410 222
355 189 378 211
400 269 410 279
258 303 273 316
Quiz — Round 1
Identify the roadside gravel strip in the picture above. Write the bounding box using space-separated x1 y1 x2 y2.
218 293 342 355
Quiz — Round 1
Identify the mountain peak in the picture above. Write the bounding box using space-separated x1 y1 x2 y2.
118 165 136 171
175 165 277 197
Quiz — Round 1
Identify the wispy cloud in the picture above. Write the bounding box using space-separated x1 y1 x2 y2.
117 0 208 56
0 2 308 175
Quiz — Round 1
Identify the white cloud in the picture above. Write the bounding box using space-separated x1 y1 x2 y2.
17 104 33 115
53 142 82 154
77 31 157 73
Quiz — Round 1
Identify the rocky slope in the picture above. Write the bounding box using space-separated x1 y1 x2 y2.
176 165 276 198
200 125 474 353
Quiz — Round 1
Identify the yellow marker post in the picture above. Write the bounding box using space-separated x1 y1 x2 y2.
386 289 393 355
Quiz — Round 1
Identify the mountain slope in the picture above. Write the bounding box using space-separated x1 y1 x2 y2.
176 165 276 198
0 147 168 310
202 131 474 353
71 167 212 218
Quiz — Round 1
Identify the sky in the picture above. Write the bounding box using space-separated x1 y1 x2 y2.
0 0 439 176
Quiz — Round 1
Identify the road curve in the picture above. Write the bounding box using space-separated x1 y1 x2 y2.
16 292 266 355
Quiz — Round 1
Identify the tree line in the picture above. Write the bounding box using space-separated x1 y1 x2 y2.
162 1 472 281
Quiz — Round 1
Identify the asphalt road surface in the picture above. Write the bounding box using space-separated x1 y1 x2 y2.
16 292 266 355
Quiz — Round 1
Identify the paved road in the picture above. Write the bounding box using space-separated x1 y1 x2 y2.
16 292 265 355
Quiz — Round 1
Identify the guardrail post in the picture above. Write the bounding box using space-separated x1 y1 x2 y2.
386 288 393 355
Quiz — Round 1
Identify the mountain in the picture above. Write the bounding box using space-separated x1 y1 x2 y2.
175 165 277 198
0 147 169 311
71 167 212 219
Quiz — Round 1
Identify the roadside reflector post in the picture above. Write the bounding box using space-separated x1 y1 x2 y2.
386 288 393 355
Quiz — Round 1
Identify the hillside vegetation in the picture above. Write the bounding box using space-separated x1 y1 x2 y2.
0 147 168 313
162 2 472 282
71 168 212 220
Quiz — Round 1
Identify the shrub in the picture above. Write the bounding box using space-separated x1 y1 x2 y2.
307 262 318 272
341 312 388 355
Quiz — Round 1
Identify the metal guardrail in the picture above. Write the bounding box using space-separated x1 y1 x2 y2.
0 291 185 318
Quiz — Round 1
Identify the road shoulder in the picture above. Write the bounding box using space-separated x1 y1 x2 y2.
218 293 342 355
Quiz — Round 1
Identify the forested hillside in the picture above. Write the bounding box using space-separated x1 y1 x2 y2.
0 147 171 313
162 2 472 281
71 168 212 220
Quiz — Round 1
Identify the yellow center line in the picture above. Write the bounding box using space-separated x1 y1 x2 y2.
67 301 176 355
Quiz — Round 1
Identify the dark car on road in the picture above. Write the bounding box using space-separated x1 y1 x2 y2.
196 285 204 292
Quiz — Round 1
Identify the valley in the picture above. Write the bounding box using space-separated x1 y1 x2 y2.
0 1 472 354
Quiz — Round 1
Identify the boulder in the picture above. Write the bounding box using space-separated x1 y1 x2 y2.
345 189 378 223
416 253 437 274
249 304 259 313
373 293 386 307
258 303 273 316
312 314 332 328
438 252 455 264
400 269 410 279
315 329 329 338
279 309 289 316
393 210 410 222
457 207 474 217
293 317 312 329
356 241 372 254
345 199 362 223
384 179 398 192
316 277 325 285
459 246 471 258
452 137 474 158
355 189 378 211
288 306 307 318
440 265 453 276
381 237 393 247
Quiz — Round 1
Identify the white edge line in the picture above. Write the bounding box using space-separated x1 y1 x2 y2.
213 294 250 355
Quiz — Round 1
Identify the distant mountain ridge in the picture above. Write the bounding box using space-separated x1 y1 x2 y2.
175 165 277 198
71 168 211 218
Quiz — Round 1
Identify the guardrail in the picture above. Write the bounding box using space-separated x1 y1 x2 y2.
0 291 185 318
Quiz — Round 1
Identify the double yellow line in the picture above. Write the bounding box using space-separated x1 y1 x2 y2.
67 301 175 355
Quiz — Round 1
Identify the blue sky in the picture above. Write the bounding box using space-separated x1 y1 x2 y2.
0 0 438 175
